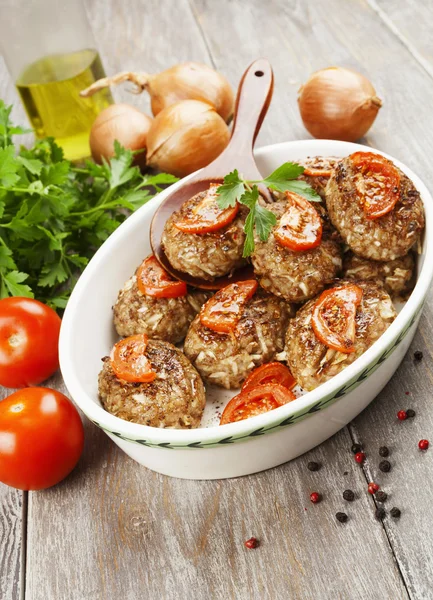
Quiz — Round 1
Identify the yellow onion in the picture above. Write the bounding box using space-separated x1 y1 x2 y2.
146 99 230 177
298 67 382 141
81 62 235 123
89 103 153 166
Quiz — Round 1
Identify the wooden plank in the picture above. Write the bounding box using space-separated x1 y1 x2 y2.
371 0 433 80
0 484 23 600
351 310 433 599
0 57 29 130
23 0 410 599
3 0 429 597
190 0 433 598
85 0 215 115
0 386 24 600
25 424 408 600
0 55 31 600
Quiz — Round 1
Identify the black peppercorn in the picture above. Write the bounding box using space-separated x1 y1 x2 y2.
343 489 355 502
351 443 362 454
375 508 386 520
406 409 416 418
376 491 388 502
379 446 389 457
336 512 348 523
307 461 321 472
379 460 391 473
390 507 401 519
414 351 423 361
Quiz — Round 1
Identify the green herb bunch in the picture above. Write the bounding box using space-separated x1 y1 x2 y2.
0 101 177 308
216 163 320 256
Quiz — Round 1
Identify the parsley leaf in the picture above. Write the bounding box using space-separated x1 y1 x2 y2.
107 141 139 189
0 101 178 310
217 162 319 256
216 169 246 208
17 156 43 176
41 161 70 186
262 162 304 188
281 179 321 201
2 271 33 298
141 172 179 191
0 146 20 187
240 186 277 257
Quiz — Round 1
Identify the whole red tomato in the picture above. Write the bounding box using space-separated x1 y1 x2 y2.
0 297 61 388
0 388 84 490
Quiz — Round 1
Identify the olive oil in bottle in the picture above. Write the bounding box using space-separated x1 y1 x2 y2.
16 49 113 161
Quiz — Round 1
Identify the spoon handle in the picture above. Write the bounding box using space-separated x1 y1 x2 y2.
198 58 274 181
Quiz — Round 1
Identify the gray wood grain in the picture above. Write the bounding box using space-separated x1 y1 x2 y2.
0 484 23 600
1 0 432 598
193 0 433 598
26 421 408 600
0 52 29 600
351 310 433 599
0 384 25 599
372 0 433 80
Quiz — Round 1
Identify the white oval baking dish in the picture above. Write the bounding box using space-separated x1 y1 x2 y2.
59 140 433 480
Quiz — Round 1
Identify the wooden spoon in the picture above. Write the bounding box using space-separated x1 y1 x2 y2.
150 58 274 290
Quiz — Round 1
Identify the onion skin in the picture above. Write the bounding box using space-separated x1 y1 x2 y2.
81 62 235 123
298 67 382 142
147 63 234 122
89 104 153 166
146 99 230 177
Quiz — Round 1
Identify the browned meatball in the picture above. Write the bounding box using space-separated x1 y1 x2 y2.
98 340 205 428
284 280 396 391
298 156 340 199
251 197 342 303
343 251 415 297
113 273 210 343
184 290 293 389
161 189 248 281
326 155 425 261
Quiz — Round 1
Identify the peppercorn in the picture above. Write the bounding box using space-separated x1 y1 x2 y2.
343 489 355 502
368 482 380 495
379 460 391 473
414 351 423 361
307 461 321 472
310 492 321 504
419 439 429 450
376 491 388 502
375 507 386 520
397 410 407 421
379 446 389 457
390 507 401 519
354 452 366 464
336 512 348 523
244 537 259 549
406 409 416 418
351 443 362 454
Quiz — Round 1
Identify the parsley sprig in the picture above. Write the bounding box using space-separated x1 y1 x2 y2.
0 100 177 308
216 163 320 257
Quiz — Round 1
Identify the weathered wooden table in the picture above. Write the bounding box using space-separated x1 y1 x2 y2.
1 1 433 598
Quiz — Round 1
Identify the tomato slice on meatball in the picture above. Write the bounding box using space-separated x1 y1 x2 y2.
242 362 296 392
350 152 401 220
174 184 239 234
311 284 363 354
220 383 296 425
275 191 322 251
303 167 333 177
200 280 258 333
111 334 156 383
137 255 187 298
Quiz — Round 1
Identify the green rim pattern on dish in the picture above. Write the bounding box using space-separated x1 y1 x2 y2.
90 302 422 450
